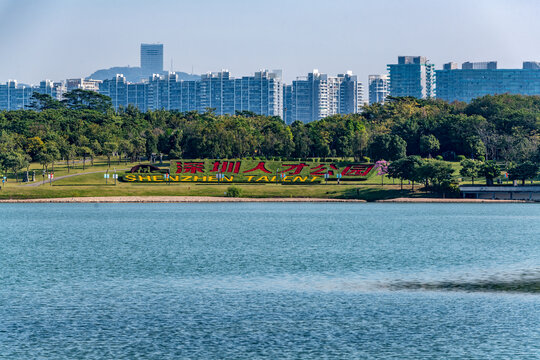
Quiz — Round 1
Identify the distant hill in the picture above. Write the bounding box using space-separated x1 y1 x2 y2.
87 67 200 83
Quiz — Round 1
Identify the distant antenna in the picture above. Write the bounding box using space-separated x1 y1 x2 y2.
170 58 173 72
191 65 194 75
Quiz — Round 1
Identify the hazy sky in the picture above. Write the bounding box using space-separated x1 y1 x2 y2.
1 0 540 85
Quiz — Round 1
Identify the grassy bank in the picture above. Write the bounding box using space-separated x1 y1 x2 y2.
2 158 536 201
0 181 415 202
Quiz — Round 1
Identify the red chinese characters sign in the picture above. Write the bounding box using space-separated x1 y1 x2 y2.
123 160 375 183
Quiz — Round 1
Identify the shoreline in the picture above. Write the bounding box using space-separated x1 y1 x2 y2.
0 196 533 203
376 197 530 203
0 196 366 203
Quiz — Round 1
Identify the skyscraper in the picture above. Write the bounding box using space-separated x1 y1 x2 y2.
289 70 328 123
99 74 128 109
66 78 101 92
140 43 164 74
436 61 540 102
198 70 236 115
234 70 283 117
387 56 435 99
98 70 284 117
37 80 66 100
286 70 362 123
368 74 389 105
330 72 362 115
0 80 34 110
283 85 293 124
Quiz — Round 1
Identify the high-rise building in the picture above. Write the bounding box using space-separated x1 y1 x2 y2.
436 61 540 103
140 43 164 74
127 82 148 112
198 70 235 115
99 74 129 109
387 56 435 99
332 72 363 115
289 70 328 123
0 80 34 110
36 80 66 100
98 70 284 117
368 74 389 105
66 78 101 92
283 85 293 124
234 70 283 117
286 70 362 123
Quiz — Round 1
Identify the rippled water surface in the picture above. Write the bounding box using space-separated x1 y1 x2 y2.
0 203 539 359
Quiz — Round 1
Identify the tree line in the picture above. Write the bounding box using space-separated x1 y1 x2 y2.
0 90 539 183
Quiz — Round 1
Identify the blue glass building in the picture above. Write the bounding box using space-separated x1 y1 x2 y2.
387 56 435 99
436 61 540 102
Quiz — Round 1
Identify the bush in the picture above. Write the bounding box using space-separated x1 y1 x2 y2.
225 185 242 197
435 155 444 160
362 156 371 163
477 155 485 162
457 155 466 162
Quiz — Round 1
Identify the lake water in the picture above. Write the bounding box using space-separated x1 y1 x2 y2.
0 203 538 359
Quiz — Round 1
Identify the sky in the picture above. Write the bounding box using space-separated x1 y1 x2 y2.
1 0 540 85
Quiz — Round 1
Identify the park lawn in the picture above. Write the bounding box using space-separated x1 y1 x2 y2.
2 158 159 183
0 180 416 201
5 158 538 200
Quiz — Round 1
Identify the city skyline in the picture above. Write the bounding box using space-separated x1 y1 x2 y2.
1 0 540 85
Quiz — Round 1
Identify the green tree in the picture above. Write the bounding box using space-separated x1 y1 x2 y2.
368 134 407 161
463 136 486 159
63 144 77 173
34 142 60 173
290 121 311 158
26 136 45 161
145 130 158 161
30 93 64 110
130 137 146 162
459 159 480 184
417 159 454 188
77 146 93 170
508 161 539 185
479 161 501 185
103 141 118 167
1 150 30 182
388 155 423 190
168 131 183 159
419 134 440 157
62 89 112 112
118 140 134 163
90 140 102 166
